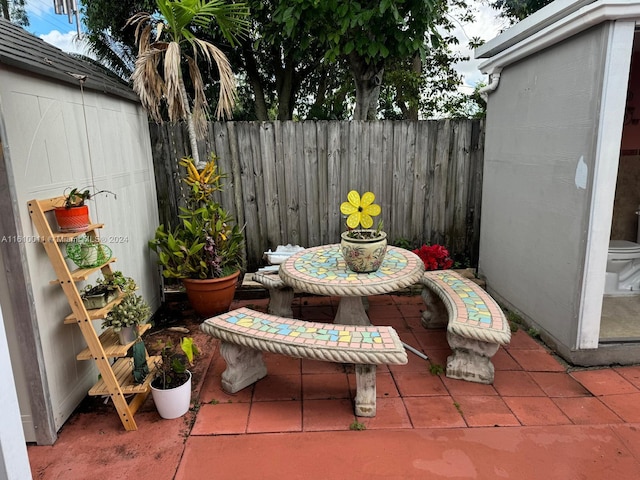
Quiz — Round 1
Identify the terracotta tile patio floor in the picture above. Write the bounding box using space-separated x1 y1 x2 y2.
28 292 640 479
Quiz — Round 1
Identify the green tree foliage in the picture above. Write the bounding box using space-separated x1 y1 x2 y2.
81 0 485 120
82 0 154 79
491 0 553 24
1 0 28 26
273 0 449 119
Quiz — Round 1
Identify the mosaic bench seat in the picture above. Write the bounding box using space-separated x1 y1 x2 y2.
420 270 511 384
252 272 294 317
200 307 408 417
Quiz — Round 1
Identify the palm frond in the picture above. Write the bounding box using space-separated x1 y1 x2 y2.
163 41 188 122
132 47 166 122
190 0 250 46
193 37 236 119
187 55 209 138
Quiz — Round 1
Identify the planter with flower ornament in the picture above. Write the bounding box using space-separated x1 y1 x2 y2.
339 190 387 273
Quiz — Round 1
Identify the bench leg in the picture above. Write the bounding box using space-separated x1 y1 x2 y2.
445 331 499 384
420 286 448 329
354 364 377 417
219 342 268 393
267 287 294 318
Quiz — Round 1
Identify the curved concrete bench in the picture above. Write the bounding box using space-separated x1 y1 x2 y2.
420 270 511 384
200 307 407 417
253 272 294 317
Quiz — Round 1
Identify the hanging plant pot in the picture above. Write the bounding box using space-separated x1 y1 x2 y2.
54 206 90 232
340 230 388 273
66 237 112 268
150 370 192 419
182 270 240 318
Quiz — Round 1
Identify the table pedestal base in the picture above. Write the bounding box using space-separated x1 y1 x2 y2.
335 296 370 325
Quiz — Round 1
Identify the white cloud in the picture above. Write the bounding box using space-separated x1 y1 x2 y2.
450 2 510 90
39 30 92 57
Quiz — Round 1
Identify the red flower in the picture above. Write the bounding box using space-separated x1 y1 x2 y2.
412 244 453 271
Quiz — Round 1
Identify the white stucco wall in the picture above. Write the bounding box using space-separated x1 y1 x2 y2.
0 65 160 442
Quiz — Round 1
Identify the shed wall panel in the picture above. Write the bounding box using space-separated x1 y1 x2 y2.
479 24 609 348
0 66 159 442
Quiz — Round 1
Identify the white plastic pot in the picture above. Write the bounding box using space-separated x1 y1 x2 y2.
150 370 192 419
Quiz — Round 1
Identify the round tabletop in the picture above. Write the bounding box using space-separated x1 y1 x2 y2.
279 244 425 297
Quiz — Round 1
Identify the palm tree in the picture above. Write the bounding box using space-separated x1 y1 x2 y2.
127 0 249 166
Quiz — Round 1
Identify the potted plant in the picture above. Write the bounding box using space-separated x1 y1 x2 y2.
149 154 245 317
81 271 135 309
339 190 387 273
54 187 116 232
150 337 199 419
101 277 151 344
66 236 113 269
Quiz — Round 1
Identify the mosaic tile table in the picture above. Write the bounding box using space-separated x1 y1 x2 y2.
279 244 425 325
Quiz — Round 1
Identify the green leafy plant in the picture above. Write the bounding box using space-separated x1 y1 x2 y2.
82 270 135 298
349 420 366 431
149 155 245 279
429 363 444 376
62 186 116 208
152 337 200 390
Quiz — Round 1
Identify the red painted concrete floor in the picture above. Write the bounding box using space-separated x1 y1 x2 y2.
29 293 640 479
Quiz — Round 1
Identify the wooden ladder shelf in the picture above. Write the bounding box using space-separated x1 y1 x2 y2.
28 197 158 431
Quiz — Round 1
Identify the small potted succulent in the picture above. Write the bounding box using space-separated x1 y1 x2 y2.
81 271 134 309
54 187 116 232
101 276 151 344
150 337 199 419
339 190 387 273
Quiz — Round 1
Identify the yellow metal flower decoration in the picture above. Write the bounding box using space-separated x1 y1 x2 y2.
340 190 381 229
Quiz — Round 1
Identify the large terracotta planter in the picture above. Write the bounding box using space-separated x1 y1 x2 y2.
54 205 90 232
340 230 387 273
182 270 240 318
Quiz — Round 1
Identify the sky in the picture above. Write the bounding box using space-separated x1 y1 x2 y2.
22 0 508 92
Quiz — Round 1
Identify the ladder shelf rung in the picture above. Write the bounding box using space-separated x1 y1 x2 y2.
64 290 126 323
88 355 160 396
76 324 152 360
50 258 117 284
43 224 105 243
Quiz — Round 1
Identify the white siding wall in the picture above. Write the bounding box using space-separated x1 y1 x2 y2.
0 67 160 441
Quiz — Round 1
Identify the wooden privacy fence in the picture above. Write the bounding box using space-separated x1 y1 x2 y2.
149 120 485 272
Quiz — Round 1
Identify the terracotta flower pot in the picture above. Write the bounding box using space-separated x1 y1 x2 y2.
340 230 387 273
54 206 90 232
182 270 240 318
